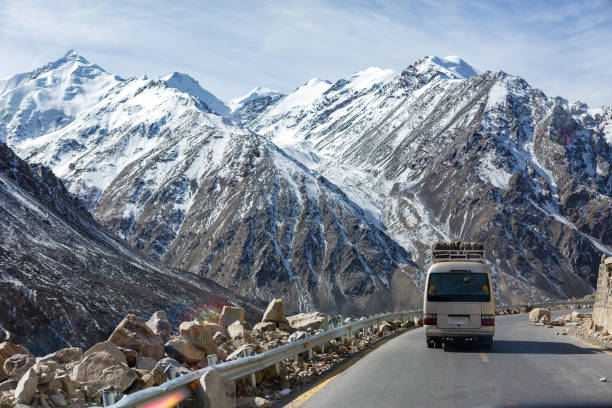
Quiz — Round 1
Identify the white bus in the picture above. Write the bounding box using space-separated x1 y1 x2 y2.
423 242 495 350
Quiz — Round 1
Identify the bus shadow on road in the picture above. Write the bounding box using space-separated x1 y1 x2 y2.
449 340 598 355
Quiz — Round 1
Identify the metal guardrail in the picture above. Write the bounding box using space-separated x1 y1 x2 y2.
495 299 595 312
110 309 423 407
108 299 595 407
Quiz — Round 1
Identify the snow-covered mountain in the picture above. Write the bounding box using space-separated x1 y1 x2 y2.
2 52 422 316
239 56 612 303
2 50 610 310
0 141 263 355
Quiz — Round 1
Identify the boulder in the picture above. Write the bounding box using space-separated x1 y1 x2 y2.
14 367 37 404
108 314 165 361
84 340 127 365
213 331 228 346
198 369 235 407
253 322 277 334
529 308 551 323
151 358 188 385
218 306 245 328
135 357 156 371
571 311 585 320
539 315 550 324
228 321 253 342
379 321 393 333
146 311 172 342
287 313 330 331
3 353 35 380
0 343 32 381
50 393 68 407
550 319 565 327
262 299 286 323
178 321 218 355
164 338 206 365
71 351 137 397
39 347 83 365
202 322 229 339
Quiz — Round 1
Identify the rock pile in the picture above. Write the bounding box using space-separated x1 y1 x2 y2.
0 300 420 407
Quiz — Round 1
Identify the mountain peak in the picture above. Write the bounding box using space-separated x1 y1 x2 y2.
416 55 479 79
229 86 283 107
160 72 230 116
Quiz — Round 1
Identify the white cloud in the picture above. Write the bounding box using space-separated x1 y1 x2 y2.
0 0 610 107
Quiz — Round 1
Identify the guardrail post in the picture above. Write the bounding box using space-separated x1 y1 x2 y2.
241 347 257 387
275 362 280 375
102 386 117 406
207 354 219 366
308 348 313 360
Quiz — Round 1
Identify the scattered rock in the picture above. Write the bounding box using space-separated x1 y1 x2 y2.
146 311 172 342
108 314 165 361
213 332 228 346
600 377 607 382
3 354 35 381
0 343 32 381
50 393 68 407
84 341 127 365
199 369 235 407
164 338 206 365
150 358 187 385
237 396 271 408
71 351 137 397
135 357 156 371
14 367 37 404
228 321 253 343
253 322 277 334
279 388 291 396
179 321 218 355
218 306 245 328
262 299 287 323
39 347 83 365
287 313 330 331
529 308 551 323
550 319 565 326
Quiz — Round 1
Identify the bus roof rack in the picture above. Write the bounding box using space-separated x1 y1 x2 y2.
431 241 484 263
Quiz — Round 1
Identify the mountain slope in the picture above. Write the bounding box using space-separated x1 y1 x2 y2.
241 57 612 303
4 53 422 316
0 141 263 355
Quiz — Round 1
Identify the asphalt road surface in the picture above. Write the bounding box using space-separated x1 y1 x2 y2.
297 311 612 407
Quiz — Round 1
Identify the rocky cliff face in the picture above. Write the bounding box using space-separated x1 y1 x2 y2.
0 141 263 355
593 256 612 332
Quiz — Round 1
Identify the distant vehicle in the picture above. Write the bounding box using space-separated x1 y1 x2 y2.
423 241 495 350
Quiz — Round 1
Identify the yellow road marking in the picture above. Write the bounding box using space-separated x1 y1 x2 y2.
570 335 612 356
285 373 341 407
480 352 489 362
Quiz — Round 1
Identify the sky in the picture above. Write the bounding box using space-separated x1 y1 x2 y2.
1 0 611 107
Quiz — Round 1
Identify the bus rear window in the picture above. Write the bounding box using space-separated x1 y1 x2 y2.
427 271 490 302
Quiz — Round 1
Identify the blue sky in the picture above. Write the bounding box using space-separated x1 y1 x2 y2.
1 0 611 106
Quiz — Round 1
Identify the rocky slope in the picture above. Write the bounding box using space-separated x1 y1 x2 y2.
0 141 263 355
242 56 612 303
2 52 422 316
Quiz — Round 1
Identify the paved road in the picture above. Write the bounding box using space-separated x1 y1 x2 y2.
298 311 612 407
